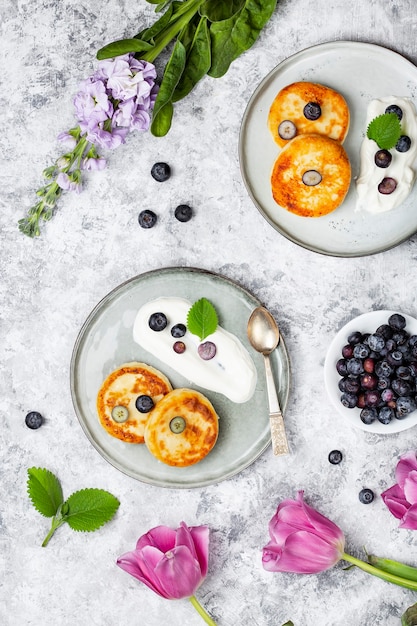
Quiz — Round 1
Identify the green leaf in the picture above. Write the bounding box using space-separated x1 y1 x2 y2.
367 112 402 149
96 38 153 61
136 3 174 42
200 0 245 21
208 0 278 78
187 297 219 341
173 16 211 102
402 602 417 626
151 39 187 136
64 489 120 532
27 468 64 518
281 622 294 626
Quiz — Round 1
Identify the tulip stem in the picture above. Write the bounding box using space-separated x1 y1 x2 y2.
342 552 417 590
189 595 217 625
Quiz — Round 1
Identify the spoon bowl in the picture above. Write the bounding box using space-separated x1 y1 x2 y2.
247 307 289 456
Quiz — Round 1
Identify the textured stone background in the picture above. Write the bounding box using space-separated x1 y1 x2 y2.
2 1 417 624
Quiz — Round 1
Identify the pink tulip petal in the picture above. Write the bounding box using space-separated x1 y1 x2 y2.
381 484 409 519
404 471 417 505
116 548 166 597
299 494 345 547
395 451 417 488
137 525 177 552
155 545 203 598
188 524 209 576
399 503 417 530
262 530 342 573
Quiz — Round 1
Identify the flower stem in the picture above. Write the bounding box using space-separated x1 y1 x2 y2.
342 552 417 590
189 595 217 626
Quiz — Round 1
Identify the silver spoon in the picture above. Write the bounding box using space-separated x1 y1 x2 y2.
247 306 289 456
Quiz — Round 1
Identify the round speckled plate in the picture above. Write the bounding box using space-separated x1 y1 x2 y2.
70 267 290 488
324 310 417 433
239 41 417 257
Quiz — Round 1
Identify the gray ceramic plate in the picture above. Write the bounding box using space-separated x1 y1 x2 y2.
239 41 417 257
70 267 290 488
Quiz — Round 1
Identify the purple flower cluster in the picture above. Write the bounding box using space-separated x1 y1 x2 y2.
73 54 158 151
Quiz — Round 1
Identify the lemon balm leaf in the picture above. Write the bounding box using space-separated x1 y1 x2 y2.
367 113 402 149
27 467 64 517
64 489 120 532
187 298 218 341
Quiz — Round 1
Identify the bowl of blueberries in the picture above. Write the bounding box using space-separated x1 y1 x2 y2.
324 310 417 433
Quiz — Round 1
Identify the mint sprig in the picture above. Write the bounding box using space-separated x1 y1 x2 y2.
27 467 120 547
186 297 218 341
367 112 402 149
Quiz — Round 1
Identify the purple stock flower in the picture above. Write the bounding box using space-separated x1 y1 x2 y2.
381 451 417 529
56 172 81 193
117 522 209 599
82 156 106 171
73 77 113 124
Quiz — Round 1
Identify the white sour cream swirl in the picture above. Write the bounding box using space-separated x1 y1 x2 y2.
356 97 417 213
133 297 257 403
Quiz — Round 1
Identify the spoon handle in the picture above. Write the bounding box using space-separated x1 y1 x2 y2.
263 354 289 455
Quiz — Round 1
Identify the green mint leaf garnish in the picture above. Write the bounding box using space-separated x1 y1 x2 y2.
27 467 64 517
64 488 120 532
27 468 120 546
187 298 219 341
402 601 417 626
367 112 402 149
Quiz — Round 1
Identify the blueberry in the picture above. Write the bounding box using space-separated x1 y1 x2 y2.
169 416 186 434
360 373 377 390
342 344 354 359
385 104 403 120
338 378 348 392
393 329 409 346
348 331 363 344
345 377 360 393
198 341 217 360
377 376 391 390
397 365 412 380
353 343 370 359
387 350 403 367
138 209 157 229
148 312 168 332
278 120 297 140
392 379 412 397
135 395 154 413
359 488 374 504
388 313 406 330
303 101 321 120
174 204 193 223
25 411 43 429
381 388 395 403
340 392 358 408
302 170 322 186
151 162 171 182
171 323 186 338
374 149 392 168
363 357 375 373
378 406 394 424
367 334 385 353
375 359 393 378
364 390 380 407
173 341 186 354
376 324 393 340
360 407 377 425
396 396 417 418
396 135 411 153
346 358 364 376
378 177 397 195
336 358 348 376
328 450 343 464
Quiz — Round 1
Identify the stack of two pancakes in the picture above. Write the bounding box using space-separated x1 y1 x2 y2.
268 82 351 217
97 362 219 467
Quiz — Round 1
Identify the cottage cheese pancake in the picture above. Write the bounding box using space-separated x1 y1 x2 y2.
271 134 351 217
356 97 417 213
97 362 172 443
133 297 257 403
268 81 350 148
144 388 219 467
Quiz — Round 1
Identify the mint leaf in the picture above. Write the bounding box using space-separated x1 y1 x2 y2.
27 467 63 518
402 601 417 626
64 488 120 532
367 112 402 149
187 297 219 341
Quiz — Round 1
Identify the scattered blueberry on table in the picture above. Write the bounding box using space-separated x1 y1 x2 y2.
359 488 375 504
25 411 43 429
328 450 343 464
174 204 193 222
138 209 157 229
336 313 417 425
151 161 171 182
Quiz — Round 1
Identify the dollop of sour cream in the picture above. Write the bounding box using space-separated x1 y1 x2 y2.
133 297 257 403
356 97 417 213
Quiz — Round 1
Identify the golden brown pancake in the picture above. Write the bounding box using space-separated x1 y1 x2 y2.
144 388 219 467
271 134 351 217
97 362 173 443
268 81 350 148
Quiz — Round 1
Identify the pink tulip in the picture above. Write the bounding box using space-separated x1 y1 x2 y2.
262 491 345 574
381 451 417 529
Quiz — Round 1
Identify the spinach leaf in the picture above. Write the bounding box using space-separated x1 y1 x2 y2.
96 38 153 60
208 0 277 78
151 39 187 136
200 0 245 22
173 16 211 102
